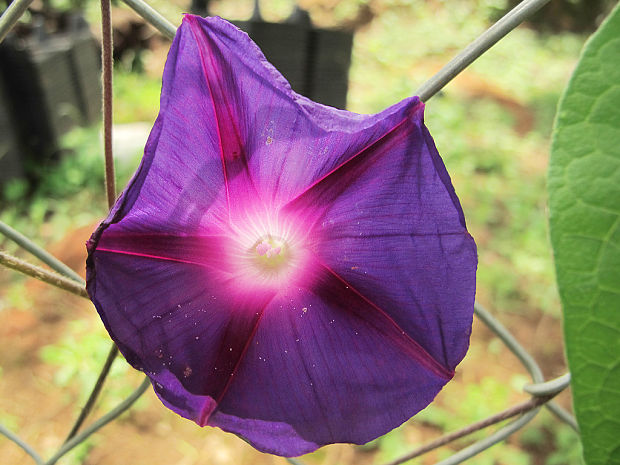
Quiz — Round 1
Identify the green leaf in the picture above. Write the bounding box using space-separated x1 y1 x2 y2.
549 4 620 465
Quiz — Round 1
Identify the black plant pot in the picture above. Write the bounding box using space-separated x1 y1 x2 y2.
0 14 101 185
308 28 353 110
234 19 310 97
0 71 23 187
233 9 353 110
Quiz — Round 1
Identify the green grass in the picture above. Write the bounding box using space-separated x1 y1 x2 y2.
113 70 162 124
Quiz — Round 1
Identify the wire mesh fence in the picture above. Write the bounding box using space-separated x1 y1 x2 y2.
0 0 579 463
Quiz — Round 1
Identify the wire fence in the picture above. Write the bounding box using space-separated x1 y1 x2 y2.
0 0 577 463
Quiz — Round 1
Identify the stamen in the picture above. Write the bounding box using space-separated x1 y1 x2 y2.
265 246 281 258
251 235 289 272
256 241 270 256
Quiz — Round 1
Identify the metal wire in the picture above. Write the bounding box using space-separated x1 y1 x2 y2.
44 377 151 465
526 374 578 430
416 0 553 101
0 221 84 283
546 402 578 431
0 422 44 465
525 373 571 396
434 409 540 465
475 303 577 430
286 458 307 465
121 0 176 39
382 394 557 465
0 0 35 43
433 303 550 464
0 250 88 298
474 302 544 383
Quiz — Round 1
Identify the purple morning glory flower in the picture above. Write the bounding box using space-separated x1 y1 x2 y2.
86 15 477 457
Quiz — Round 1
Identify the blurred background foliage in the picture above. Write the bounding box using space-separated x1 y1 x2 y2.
0 0 603 464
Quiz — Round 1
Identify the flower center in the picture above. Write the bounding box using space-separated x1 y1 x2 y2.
252 235 289 271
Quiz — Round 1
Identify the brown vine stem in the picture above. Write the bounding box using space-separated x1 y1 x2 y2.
101 0 116 209
63 343 119 442
63 0 120 443
381 393 556 465
0 250 88 298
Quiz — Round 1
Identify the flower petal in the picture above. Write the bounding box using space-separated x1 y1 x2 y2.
184 16 430 210
280 110 476 369
96 232 231 270
282 103 465 235
209 264 451 455
89 246 452 455
317 233 476 370
87 14 478 457
89 250 276 420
